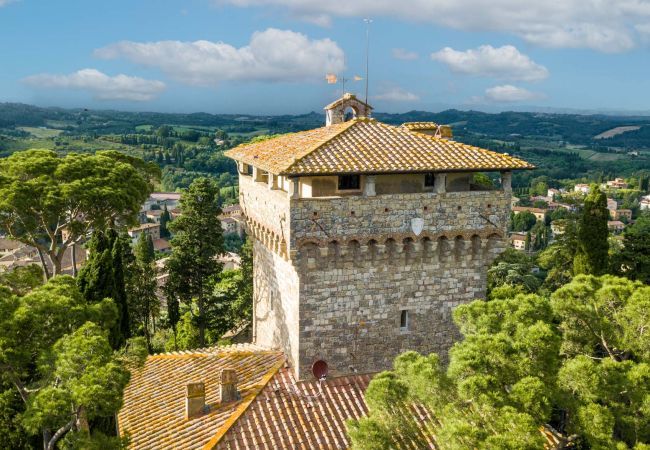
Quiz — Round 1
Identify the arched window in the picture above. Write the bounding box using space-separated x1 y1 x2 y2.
343 106 358 122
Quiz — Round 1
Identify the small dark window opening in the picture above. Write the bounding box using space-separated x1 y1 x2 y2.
246 164 253 176
338 174 360 191
400 310 409 331
424 172 435 187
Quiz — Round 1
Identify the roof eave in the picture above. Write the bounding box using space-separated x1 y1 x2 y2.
280 165 535 178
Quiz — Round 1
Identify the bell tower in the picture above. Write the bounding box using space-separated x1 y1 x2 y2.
324 93 373 126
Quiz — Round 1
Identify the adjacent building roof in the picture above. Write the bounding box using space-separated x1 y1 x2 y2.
214 368 375 450
225 118 533 177
119 344 566 450
117 344 284 450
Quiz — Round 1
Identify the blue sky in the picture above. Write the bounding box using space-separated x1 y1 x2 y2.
1 0 649 114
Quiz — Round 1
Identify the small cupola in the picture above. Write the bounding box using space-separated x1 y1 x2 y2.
324 93 373 126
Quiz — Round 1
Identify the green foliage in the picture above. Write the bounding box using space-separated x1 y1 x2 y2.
351 275 650 449
159 205 172 239
511 211 537 232
165 178 224 347
127 234 159 351
77 230 132 349
0 277 138 448
0 264 44 295
613 213 650 284
538 219 579 292
574 186 609 275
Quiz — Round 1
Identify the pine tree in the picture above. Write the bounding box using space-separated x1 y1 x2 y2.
574 186 609 275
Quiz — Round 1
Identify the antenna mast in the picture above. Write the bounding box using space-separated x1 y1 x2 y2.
363 18 372 105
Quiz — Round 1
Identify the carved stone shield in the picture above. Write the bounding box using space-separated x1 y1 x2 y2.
411 217 424 236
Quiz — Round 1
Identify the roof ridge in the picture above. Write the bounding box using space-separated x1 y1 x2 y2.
282 119 358 175
202 357 286 449
147 343 275 358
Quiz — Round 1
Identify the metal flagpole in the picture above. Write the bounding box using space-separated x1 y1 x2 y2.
363 18 372 105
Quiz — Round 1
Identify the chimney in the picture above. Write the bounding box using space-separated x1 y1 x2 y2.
220 369 240 403
185 382 205 419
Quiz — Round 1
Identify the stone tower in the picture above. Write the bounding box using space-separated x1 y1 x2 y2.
225 94 533 379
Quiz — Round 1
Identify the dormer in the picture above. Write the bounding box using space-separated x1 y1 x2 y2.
324 93 373 126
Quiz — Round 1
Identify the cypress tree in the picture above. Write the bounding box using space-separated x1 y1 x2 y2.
574 186 609 275
160 205 172 239
77 229 132 348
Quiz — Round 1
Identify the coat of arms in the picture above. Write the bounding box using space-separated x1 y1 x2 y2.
410 217 424 236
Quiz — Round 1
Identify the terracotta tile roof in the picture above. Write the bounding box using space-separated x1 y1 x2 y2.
214 368 373 450
225 119 533 176
117 344 284 450
400 121 439 131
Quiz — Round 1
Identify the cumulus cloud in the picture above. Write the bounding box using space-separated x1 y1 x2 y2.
431 45 548 81
215 0 650 52
392 48 419 60
484 84 544 102
373 87 419 102
95 28 345 86
23 69 166 101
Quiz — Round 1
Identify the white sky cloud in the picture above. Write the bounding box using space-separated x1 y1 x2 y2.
431 45 548 81
95 28 345 86
0 0 18 6
484 84 544 102
373 87 419 102
23 69 166 101
216 0 650 52
392 48 419 60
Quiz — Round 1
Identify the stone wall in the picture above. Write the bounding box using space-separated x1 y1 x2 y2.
289 190 509 378
252 240 300 371
244 174 511 379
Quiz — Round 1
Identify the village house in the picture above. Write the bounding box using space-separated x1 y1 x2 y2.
551 221 566 236
640 194 650 211
608 220 626 234
611 208 632 221
117 93 533 449
604 178 628 190
607 198 618 211
127 223 160 242
574 183 590 194
510 232 528 251
218 204 245 237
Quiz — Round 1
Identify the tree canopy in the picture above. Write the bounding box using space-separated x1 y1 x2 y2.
574 186 609 275
348 275 650 449
165 177 224 347
0 149 159 278
0 276 146 449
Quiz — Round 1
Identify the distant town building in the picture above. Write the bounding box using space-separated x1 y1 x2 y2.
152 238 171 254
551 221 566 236
640 195 650 211
145 192 182 210
574 183 590 194
605 178 628 190
219 204 244 237
610 209 632 221
608 220 625 234
510 233 528 251
606 198 618 211
128 223 160 242
547 188 562 199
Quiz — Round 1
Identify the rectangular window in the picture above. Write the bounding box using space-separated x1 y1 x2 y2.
400 310 409 331
338 174 361 191
246 164 253 176
424 172 435 187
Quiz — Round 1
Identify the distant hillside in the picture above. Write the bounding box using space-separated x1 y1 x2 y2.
2 102 650 149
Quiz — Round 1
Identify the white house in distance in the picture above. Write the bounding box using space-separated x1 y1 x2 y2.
510 233 527 251
574 184 590 194
640 195 650 211
128 223 160 243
